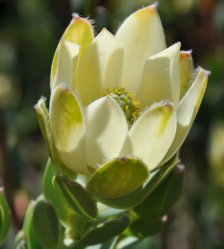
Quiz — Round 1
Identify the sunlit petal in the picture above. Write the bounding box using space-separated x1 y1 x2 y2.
77 29 124 105
49 85 88 174
163 68 209 162
116 4 166 92
86 96 128 170
120 101 177 170
136 43 181 107
50 15 94 89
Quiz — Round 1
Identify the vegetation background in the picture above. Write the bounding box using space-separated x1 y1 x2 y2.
0 0 224 248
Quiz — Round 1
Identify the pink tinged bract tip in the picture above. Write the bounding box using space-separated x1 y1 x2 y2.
148 2 159 9
180 50 193 58
72 13 80 20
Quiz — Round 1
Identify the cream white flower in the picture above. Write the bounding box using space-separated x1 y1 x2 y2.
46 4 209 183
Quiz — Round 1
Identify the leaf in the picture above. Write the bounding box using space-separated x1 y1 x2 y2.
32 197 60 249
87 157 149 198
0 188 11 247
15 230 27 249
76 216 129 247
43 159 75 224
129 217 165 237
23 201 42 249
92 156 179 209
134 164 185 217
53 175 97 220
117 237 155 249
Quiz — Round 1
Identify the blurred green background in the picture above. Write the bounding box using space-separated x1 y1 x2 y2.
1 0 224 248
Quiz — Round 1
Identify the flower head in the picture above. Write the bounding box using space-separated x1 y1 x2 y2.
36 4 209 198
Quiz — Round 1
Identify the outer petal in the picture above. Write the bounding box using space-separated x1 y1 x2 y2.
86 96 128 170
49 85 88 174
77 29 124 105
53 40 80 89
50 16 94 89
179 50 194 98
136 43 181 107
120 101 177 170
163 68 209 162
115 4 166 92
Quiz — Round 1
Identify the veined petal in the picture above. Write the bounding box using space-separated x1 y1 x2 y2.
179 50 194 98
53 40 80 89
50 16 94 89
163 68 209 162
49 85 88 174
120 102 177 170
136 43 181 107
115 4 166 92
77 29 124 105
86 96 128 170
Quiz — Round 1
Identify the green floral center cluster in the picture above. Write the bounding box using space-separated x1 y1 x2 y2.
104 87 141 127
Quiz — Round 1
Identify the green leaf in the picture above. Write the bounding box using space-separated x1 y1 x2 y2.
15 230 27 249
87 157 149 198
0 188 11 247
76 216 129 247
23 201 42 249
32 197 60 249
129 217 165 237
85 237 118 249
53 175 97 220
91 156 179 209
43 159 75 224
35 97 53 159
134 164 185 217
117 237 155 249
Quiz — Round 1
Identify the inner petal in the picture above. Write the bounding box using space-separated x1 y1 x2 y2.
136 43 181 107
76 29 123 106
104 87 141 127
116 4 166 93
86 96 128 170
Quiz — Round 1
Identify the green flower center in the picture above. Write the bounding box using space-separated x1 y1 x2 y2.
104 87 141 127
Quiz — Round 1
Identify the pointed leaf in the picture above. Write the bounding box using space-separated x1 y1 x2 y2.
76 216 129 247
53 175 97 220
23 201 42 249
43 159 74 224
35 98 54 159
130 216 165 237
32 198 60 249
0 188 11 247
87 157 149 198
117 237 154 249
135 164 185 217
15 230 27 249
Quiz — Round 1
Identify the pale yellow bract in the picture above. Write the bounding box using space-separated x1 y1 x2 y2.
48 4 209 175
